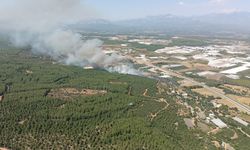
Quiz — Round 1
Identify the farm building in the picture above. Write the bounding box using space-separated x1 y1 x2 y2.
211 118 227 128
233 117 249 126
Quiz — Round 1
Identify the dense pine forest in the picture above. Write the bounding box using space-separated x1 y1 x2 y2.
0 47 214 149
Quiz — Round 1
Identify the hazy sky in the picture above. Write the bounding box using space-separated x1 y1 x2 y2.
84 0 250 20
1 0 249 21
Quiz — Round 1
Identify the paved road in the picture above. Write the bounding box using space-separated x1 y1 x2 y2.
129 56 250 114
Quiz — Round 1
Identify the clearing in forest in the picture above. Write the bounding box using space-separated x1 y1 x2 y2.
48 88 107 100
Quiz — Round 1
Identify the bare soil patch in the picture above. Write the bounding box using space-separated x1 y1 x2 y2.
216 99 238 109
226 94 250 106
182 62 212 71
177 108 190 116
25 70 33 74
211 87 225 94
18 119 27 125
48 88 107 100
192 88 221 97
230 131 238 140
197 122 210 132
179 79 198 87
193 63 212 70
204 73 224 80
143 89 148 96
184 118 195 129
0 148 9 150
212 141 221 148
109 81 127 85
208 127 221 135
216 99 248 113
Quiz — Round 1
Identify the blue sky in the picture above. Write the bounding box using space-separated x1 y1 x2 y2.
84 0 250 20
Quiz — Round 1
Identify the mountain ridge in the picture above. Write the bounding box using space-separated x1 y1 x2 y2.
72 12 250 37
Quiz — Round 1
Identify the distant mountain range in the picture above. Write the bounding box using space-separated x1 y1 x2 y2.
71 12 250 37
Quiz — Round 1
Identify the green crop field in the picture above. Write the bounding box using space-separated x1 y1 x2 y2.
168 38 209 47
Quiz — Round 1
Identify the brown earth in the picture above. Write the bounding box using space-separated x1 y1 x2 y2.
208 127 221 135
216 99 239 109
212 141 221 148
143 89 148 96
231 131 238 140
179 79 198 87
192 88 224 97
197 122 210 132
226 94 250 106
48 88 107 100
203 73 224 81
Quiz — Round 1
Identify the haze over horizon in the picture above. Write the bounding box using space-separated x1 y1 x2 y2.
84 0 250 20
1 0 250 21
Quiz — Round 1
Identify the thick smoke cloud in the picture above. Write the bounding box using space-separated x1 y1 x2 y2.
0 0 139 74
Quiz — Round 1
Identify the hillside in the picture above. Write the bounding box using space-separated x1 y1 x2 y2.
74 12 250 37
0 47 213 149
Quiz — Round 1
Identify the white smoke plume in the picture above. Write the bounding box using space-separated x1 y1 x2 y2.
0 0 139 75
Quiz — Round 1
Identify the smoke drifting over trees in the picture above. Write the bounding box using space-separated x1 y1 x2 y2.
0 0 138 74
